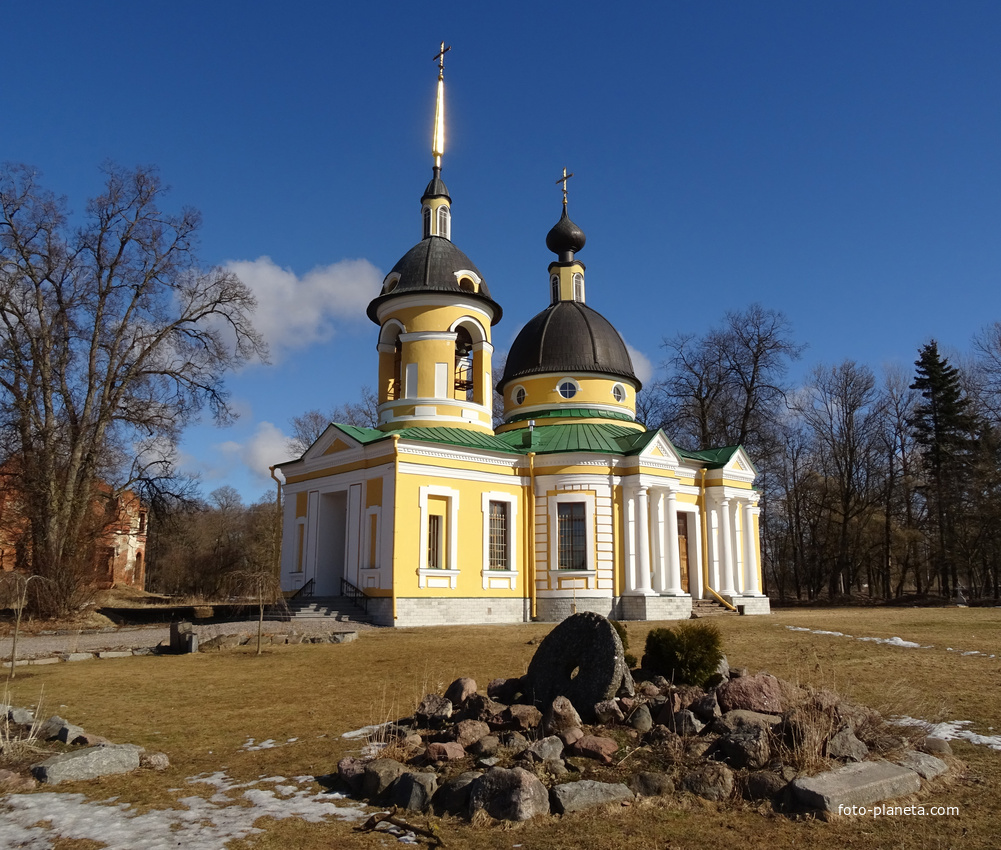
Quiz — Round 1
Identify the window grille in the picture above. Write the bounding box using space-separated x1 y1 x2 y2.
557 502 587 569
488 501 509 569
427 514 443 569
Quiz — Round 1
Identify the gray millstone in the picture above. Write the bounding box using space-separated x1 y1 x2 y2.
791 760 922 812
523 612 627 723
550 779 634 814
32 744 141 784
391 771 438 812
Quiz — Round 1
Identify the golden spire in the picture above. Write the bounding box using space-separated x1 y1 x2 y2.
432 41 450 168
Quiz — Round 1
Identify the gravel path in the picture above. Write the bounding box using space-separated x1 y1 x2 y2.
1 618 377 661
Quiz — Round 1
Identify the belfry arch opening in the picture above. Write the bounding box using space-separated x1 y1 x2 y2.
454 326 474 401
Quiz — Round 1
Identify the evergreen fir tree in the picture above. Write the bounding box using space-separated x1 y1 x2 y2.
909 340 976 597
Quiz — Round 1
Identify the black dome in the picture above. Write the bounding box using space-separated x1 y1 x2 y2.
421 166 450 202
499 301 640 389
367 236 502 324
546 208 587 259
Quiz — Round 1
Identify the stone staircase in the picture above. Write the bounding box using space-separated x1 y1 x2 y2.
279 596 373 624
690 599 739 618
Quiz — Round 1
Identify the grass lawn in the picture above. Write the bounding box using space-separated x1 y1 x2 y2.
2 607 999 849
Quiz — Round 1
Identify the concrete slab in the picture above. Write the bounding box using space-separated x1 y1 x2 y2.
29 657 61 665
792 760 921 812
97 651 133 659
61 652 95 662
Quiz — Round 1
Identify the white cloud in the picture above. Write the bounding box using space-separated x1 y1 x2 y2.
625 342 655 386
217 422 290 488
226 256 382 360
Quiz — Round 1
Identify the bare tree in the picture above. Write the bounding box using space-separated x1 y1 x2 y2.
658 304 803 453
286 386 379 456
0 163 265 614
796 361 884 598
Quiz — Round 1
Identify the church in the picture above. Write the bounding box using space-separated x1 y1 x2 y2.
274 50 769 627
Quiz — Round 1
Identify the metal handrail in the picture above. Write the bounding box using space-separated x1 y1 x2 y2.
340 577 369 614
705 586 738 612
288 577 315 602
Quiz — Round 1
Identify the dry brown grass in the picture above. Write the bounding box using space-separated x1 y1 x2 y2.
1 608 998 849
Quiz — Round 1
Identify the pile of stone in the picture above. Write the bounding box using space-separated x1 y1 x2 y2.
169 620 358 653
336 613 955 821
0 703 169 790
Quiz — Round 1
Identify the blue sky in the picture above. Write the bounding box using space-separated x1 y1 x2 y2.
6 2 1001 501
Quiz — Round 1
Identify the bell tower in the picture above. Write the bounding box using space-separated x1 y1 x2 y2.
365 43 503 435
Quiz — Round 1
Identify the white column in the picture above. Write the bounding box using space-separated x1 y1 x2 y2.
690 508 704 599
665 491 684 595
743 502 762 595
623 487 636 592
636 485 653 593
719 498 736 596
653 489 667 593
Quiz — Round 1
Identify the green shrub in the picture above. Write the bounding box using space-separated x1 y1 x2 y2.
642 621 724 686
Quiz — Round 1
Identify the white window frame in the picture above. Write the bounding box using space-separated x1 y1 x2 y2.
572 272 584 302
481 491 518 589
611 383 626 403
418 485 460 588
551 274 560 303
437 205 450 240
512 384 526 405
548 493 596 575
555 377 580 400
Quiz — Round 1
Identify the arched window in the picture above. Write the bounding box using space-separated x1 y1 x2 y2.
437 205 450 240
458 277 476 293
454 326 475 401
422 206 432 239
572 273 584 302
551 274 560 304
392 337 403 400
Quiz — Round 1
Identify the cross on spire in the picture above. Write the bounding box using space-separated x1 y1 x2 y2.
434 41 451 79
556 167 575 208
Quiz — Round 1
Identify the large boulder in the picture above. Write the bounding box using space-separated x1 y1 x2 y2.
825 725 868 762
469 767 550 821
444 677 478 707
433 771 482 814
681 763 734 802
716 725 771 769
523 613 629 722
391 771 438 812
453 720 491 748
717 673 786 714
415 694 453 726
543 696 583 736
570 735 618 764
550 780 634 814
32 745 141 784
362 758 408 800
628 771 674 798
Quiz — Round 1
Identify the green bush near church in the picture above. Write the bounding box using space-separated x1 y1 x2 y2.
642 621 724 686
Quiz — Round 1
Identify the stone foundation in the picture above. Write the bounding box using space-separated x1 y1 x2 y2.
618 594 693 622
534 596 616 622
724 595 771 615
368 597 530 628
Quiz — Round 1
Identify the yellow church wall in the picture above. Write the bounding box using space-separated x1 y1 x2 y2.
383 303 494 335
295 492 308 518
504 372 636 419
366 477 383 508
391 470 528 599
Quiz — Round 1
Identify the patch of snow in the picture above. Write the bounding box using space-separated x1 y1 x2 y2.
342 721 393 740
858 635 923 648
0 771 371 849
891 716 1001 752
242 737 278 751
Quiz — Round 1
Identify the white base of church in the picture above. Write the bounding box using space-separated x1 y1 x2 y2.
724 594 771 615
365 593 707 627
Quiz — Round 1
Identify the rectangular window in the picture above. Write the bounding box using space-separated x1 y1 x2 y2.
427 514 443 569
488 500 509 569
557 502 587 569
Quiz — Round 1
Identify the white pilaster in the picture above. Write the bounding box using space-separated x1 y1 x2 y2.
623 487 636 592
719 497 736 595
665 491 683 594
636 485 653 594
743 502 762 595
653 489 667 593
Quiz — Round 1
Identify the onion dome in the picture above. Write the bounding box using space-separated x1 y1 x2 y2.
545 208 587 261
498 300 639 389
367 237 502 324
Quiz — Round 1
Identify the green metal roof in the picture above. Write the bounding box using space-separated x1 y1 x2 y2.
395 426 524 455
503 408 635 424
675 444 745 469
